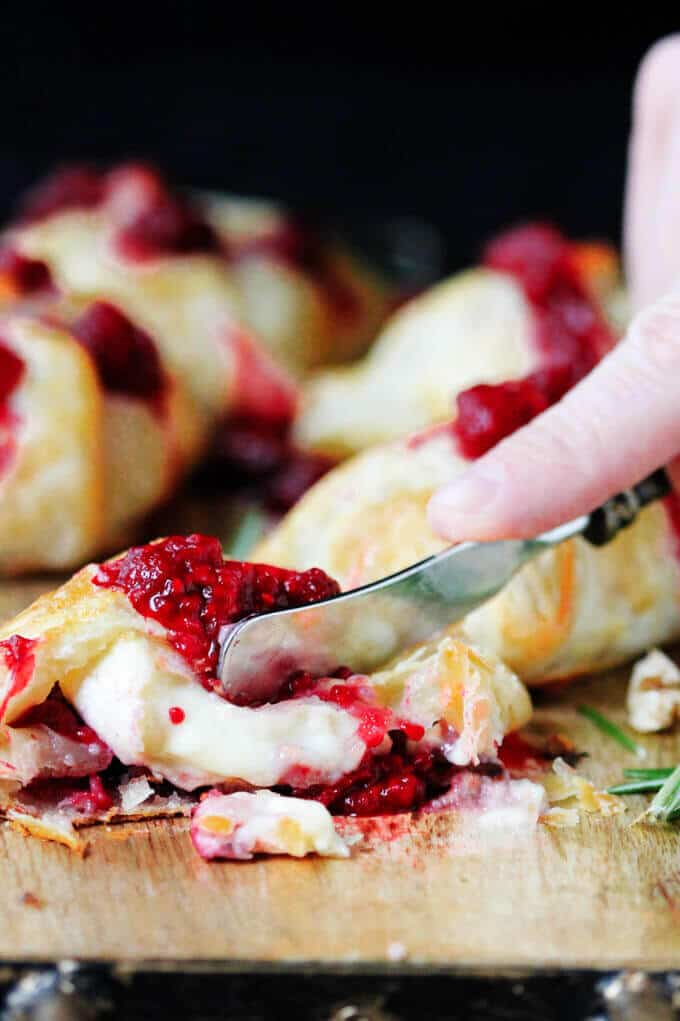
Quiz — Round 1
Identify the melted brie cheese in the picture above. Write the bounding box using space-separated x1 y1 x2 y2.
61 633 365 791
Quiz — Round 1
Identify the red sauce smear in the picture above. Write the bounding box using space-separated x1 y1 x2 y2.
453 224 615 459
0 248 52 299
663 492 680 559
0 635 38 719
14 163 220 262
60 774 114 815
210 415 334 511
278 668 426 749
15 165 106 224
0 338 25 475
14 688 109 750
209 326 333 511
71 300 165 408
280 730 473 817
93 533 340 689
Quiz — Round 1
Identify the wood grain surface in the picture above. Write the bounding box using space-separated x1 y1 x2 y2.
1 578 680 969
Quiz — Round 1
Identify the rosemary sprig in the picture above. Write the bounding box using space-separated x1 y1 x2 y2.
623 767 674 782
608 779 666 795
647 765 680 823
577 705 647 759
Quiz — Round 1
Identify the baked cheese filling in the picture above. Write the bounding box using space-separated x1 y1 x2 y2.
0 533 561 859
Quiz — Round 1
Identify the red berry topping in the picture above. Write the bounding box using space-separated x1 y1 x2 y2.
93 533 341 687
15 689 110 752
61 774 114 815
168 706 186 725
0 635 37 719
108 164 220 261
16 165 106 223
283 734 458 816
0 340 25 405
0 248 52 297
72 301 165 406
453 223 615 459
212 415 333 511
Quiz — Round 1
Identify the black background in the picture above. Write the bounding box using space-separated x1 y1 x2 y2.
1 8 678 269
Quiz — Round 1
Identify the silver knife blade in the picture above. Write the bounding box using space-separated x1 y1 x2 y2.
218 516 587 704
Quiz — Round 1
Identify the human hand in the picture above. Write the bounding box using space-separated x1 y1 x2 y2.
428 36 680 543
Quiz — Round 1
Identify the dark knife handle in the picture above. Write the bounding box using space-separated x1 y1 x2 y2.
582 468 672 546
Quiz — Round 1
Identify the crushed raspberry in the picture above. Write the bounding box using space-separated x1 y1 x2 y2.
93 533 341 687
72 301 165 406
0 635 37 719
108 164 220 261
0 248 52 297
454 377 550 459
664 493 680 561
168 706 185 725
210 415 334 511
277 672 426 750
454 223 614 459
283 732 457 816
15 165 106 223
14 689 110 754
0 340 25 404
497 732 549 774
60 774 113 815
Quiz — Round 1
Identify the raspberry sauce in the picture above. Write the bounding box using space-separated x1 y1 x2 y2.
280 730 462 816
93 533 341 687
0 248 52 299
0 635 38 719
0 340 25 477
15 165 106 224
14 163 220 262
72 301 165 407
278 670 426 750
454 224 615 459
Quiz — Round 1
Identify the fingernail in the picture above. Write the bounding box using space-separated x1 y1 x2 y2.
428 469 500 540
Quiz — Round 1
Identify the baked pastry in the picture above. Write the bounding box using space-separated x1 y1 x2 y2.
0 297 219 573
256 228 679 684
294 225 621 458
0 533 536 854
257 415 680 685
203 192 401 374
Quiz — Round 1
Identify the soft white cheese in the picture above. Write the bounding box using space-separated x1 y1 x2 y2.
61 634 365 790
191 789 349 860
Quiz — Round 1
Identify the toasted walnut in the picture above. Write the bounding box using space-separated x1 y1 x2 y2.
627 649 680 734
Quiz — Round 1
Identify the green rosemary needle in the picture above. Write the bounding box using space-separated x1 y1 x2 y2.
608 779 666 795
577 705 647 759
647 765 680 823
623 767 675 782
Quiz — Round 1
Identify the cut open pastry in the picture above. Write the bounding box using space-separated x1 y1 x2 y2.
0 533 543 857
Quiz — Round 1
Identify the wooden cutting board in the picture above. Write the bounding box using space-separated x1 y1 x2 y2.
1 578 680 970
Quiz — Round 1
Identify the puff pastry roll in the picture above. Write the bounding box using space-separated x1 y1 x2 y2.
0 301 208 573
255 424 680 685
294 225 621 458
204 193 401 374
0 533 532 851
